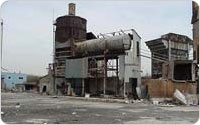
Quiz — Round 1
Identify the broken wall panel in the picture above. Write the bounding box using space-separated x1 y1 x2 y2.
142 79 197 98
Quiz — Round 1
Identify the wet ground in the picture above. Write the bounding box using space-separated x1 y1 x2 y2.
1 92 199 124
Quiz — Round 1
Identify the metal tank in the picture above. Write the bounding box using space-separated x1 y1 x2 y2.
73 34 132 57
55 4 87 43
54 3 87 77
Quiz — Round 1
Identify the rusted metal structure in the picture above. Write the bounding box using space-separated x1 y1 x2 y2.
191 1 199 64
145 33 193 79
64 29 141 97
72 34 132 58
54 3 87 77
53 3 141 97
191 1 199 94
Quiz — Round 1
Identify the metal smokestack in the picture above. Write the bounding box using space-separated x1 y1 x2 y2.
68 3 76 16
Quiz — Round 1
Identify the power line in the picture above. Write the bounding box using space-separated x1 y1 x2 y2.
141 51 168 61
1 67 9 72
141 49 192 59
140 54 166 62
141 50 169 59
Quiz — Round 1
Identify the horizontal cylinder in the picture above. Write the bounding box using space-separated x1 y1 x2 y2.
73 34 132 57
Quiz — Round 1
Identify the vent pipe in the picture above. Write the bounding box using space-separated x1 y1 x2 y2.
68 3 76 16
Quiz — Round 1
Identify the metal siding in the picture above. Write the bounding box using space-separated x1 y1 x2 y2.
65 58 88 78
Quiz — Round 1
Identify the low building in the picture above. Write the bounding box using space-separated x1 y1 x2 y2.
39 73 54 95
1 72 27 90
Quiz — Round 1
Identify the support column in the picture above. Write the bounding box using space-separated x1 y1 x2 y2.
82 79 85 96
116 58 119 95
103 51 107 95
168 40 171 61
124 80 126 98
53 63 56 95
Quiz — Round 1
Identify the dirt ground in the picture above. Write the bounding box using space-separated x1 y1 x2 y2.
1 92 199 124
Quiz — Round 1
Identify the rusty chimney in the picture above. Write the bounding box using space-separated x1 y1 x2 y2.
68 3 76 16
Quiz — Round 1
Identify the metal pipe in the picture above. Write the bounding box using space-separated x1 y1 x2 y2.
74 34 131 57
68 3 76 16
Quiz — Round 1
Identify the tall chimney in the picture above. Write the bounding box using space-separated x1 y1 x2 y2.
68 3 76 16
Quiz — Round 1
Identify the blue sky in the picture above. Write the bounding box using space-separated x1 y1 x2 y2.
1 0 193 76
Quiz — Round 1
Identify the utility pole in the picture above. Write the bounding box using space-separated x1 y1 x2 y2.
1 19 3 66
52 10 56 95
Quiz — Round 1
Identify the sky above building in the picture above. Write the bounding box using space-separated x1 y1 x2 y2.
1 0 193 76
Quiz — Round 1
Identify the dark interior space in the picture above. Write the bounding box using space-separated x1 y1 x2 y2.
130 78 138 99
42 86 47 93
25 85 33 90
173 63 192 80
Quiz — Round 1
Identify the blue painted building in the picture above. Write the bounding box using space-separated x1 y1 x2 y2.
1 72 27 90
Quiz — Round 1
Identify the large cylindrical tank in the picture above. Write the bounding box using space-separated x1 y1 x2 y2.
74 34 132 57
55 15 87 43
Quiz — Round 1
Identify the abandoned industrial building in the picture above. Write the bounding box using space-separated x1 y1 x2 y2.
144 33 197 99
1 1 199 124
146 33 193 80
50 3 141 98
2 3 198 101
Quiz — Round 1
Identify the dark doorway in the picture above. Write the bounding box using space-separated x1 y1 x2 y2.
130 78 138 99
42 86 47 93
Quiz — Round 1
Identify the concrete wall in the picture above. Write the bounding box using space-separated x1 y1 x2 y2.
119 30 141 97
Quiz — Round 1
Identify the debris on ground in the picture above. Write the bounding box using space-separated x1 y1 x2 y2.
122 112 126 115
51 96 58 98
1 112 4 115
16 102 21 108
125 100 130 104
72 112 77 115
159 104 176 107
152 100 159 105
95 114 101 117
136 87 142 99
186 94 198 106
71 90 76 97
173 89 187 105
115 119 121 122
85 93 90 98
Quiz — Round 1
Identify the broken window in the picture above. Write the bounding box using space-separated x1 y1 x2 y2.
19 77 23 79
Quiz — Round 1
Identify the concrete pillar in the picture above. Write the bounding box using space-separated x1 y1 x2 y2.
103 52 107 95
124 80 126 98
82 79 85 96
116 58 119 95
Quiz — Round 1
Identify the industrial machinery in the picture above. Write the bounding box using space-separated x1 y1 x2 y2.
53 3 141 97
72 34 132 58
